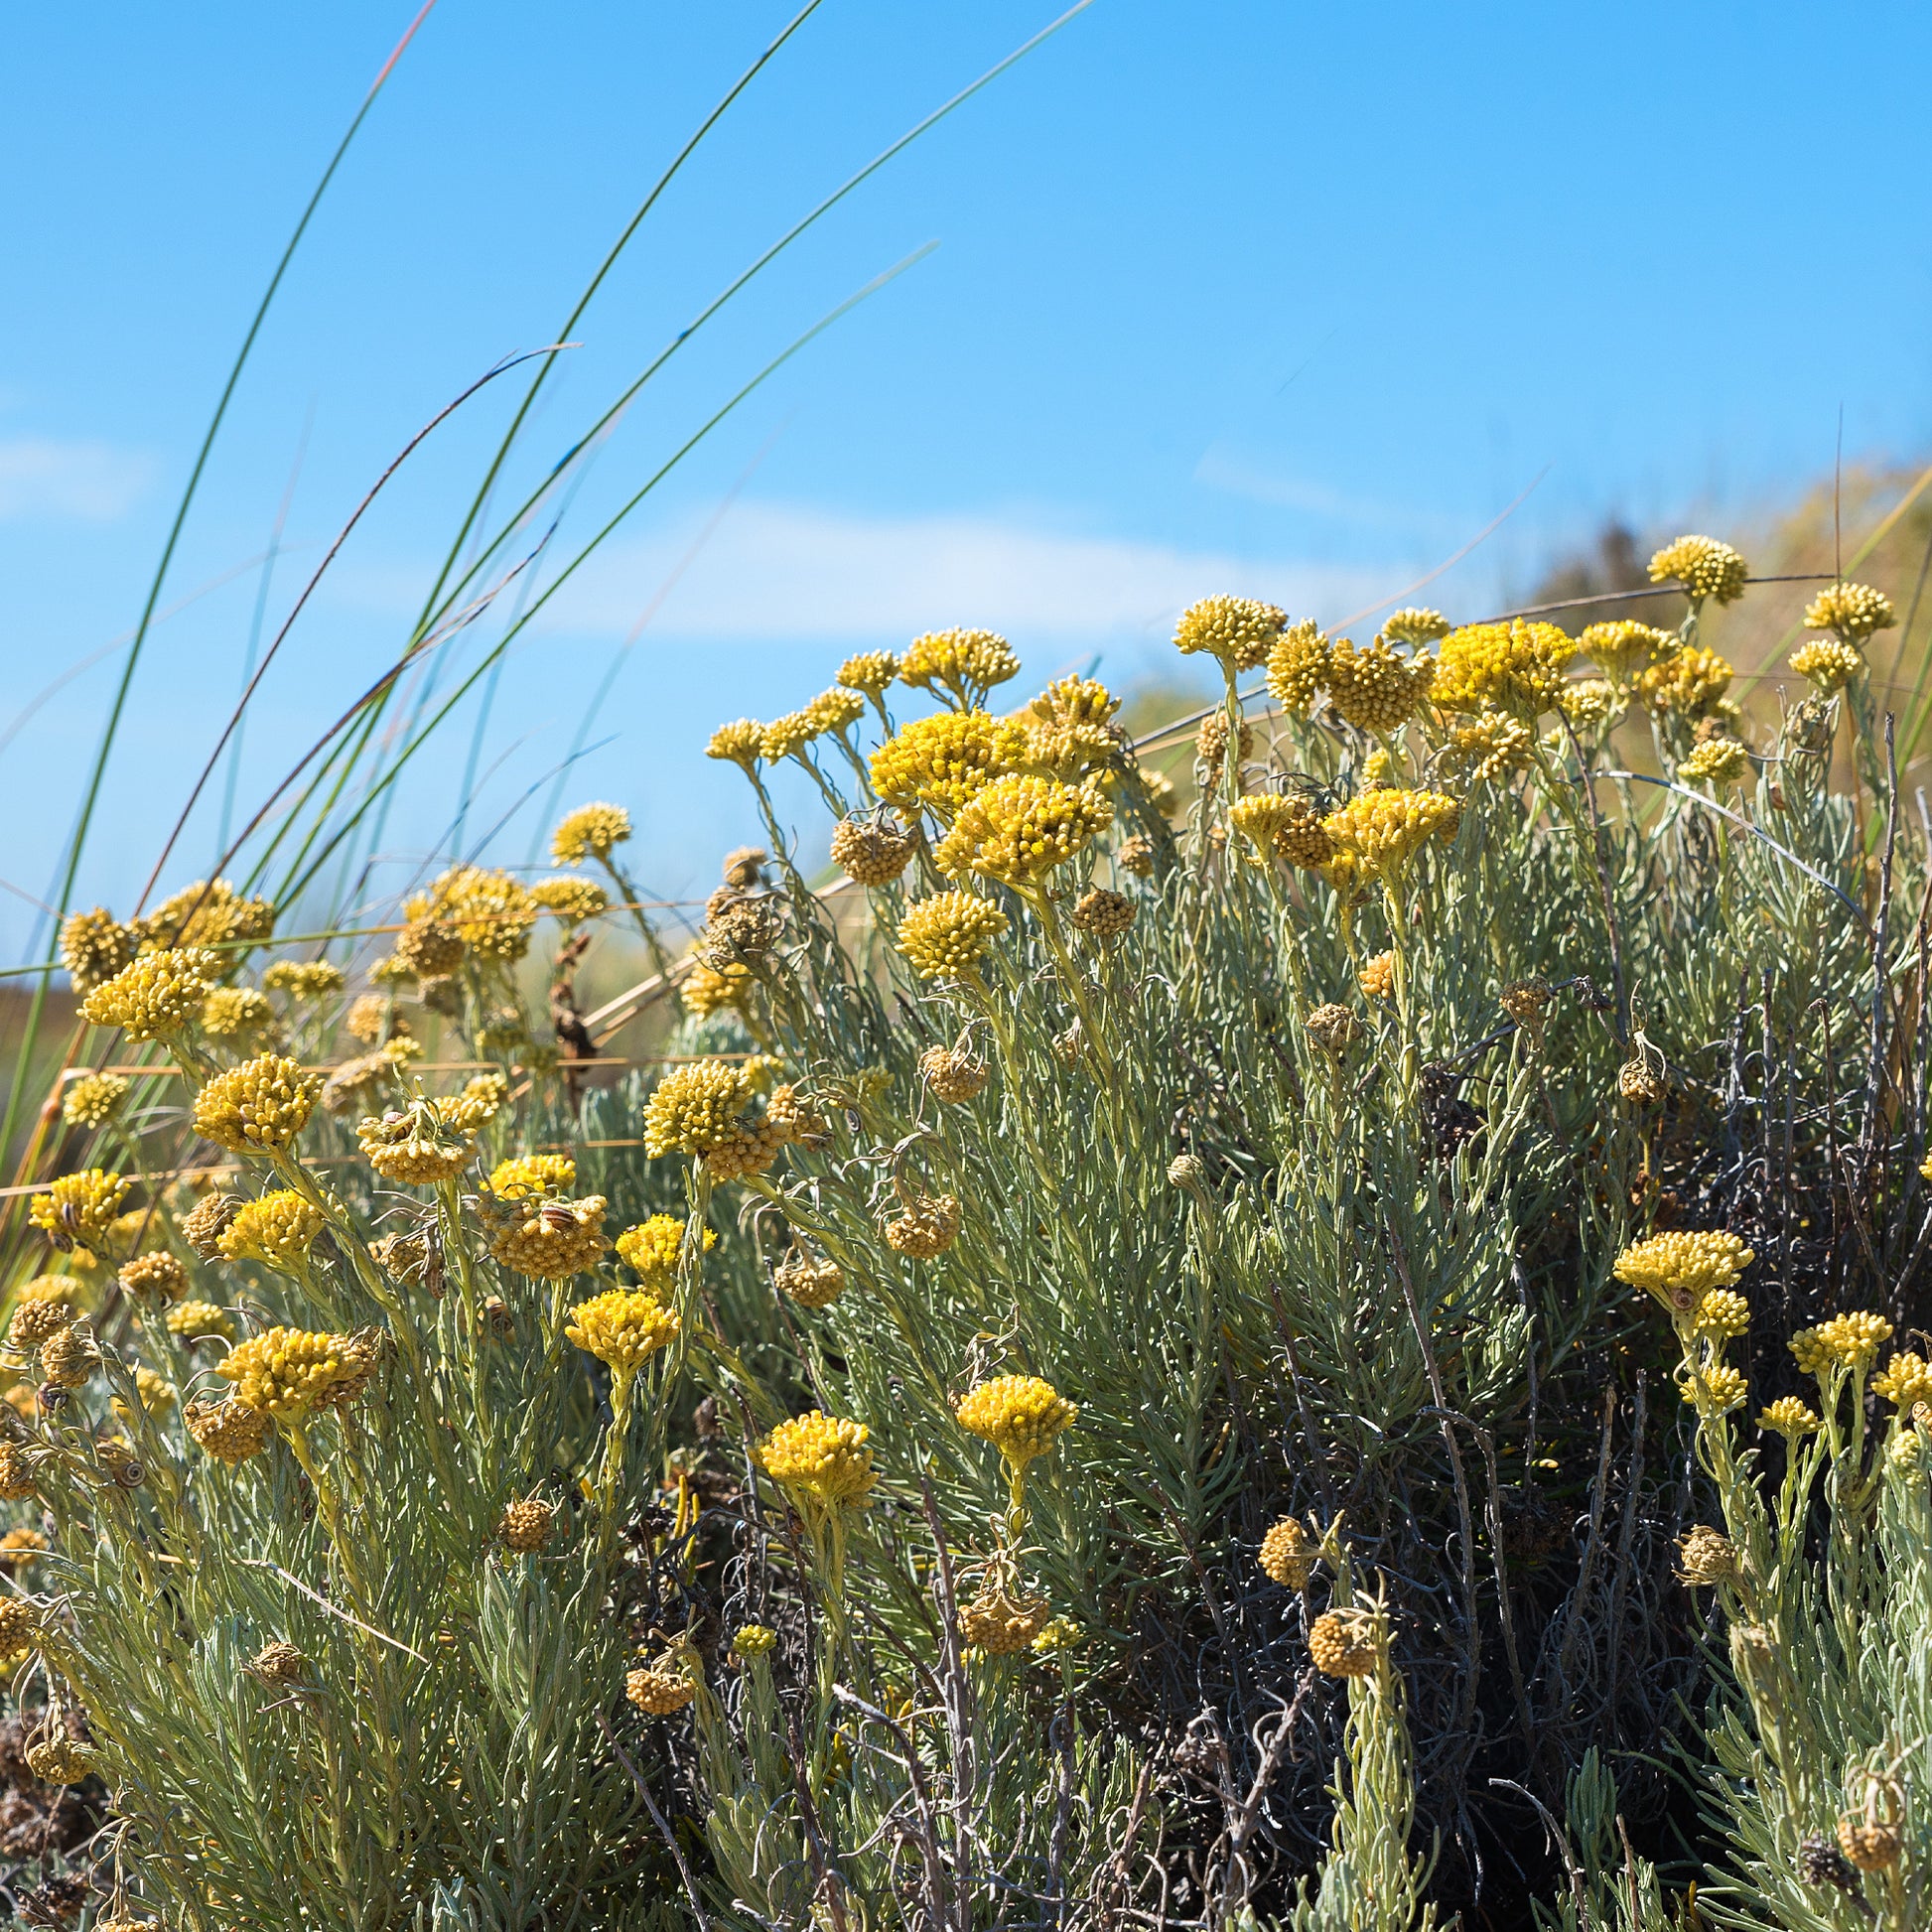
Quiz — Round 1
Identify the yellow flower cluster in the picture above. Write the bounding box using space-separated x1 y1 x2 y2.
1637 646 1734 720
626 1649 700 1715
264 959 345 999
932 773 1112 887
1649 534 1748 606
1449 712 1535 785
1789 638 1865 692
1676 1525 1741 1587
959 1581 1050 1654
1432 621 1578 717
168 1300 236 1343
137 877 275 952
1789 1311 1893 1376
759 711 820 762
830 812 916 886
706 719 766 767
499 1498 556 1552
357 1102 476 1184
448 1071 509 1132
1304 1004 1360 1055
488 1154 576 1199
566 1289 680 1380
62 1072 129 1131
551 801 632 865
897 892 1010 982
219 1327 374 1421
1259 1516 1314 1587
1804 580 1894 641
112 1364 177 1422
774 1249 845 1308
899 628 1022 705
1326 635 1434 733
870 711 1029 818
202 986 277 1041
79 947 219 1038
955 1374 1077 1467
1680 1361 1747 1414
732 1623 777 1659
216 1190 326 1273
759 1410 877 1508
1383 608 1450 644
883 1191 961 1259
1757 1396 1820 1439
408 867 538 963
616 1212 712 1288
1309 1607 1381 1679
486 1195 611 1281
1679 738 1750 786
682 958 752 1021
29 1169 132 1251
1173 595 1286 671
1321 789 1461 870
1558 679 1622 733
193 1054 323 1155
119 1252 187 1304
1580 621 1676 680
1071 887 1135 938
1265 621 1330 715
1359 951 1396 999
59 908 137 995
530 877 610 924
644 1062 752 1158
1871 1351 1932 1410
837 650 899 697
1692 1289 1749 1342
1612 1229 1753 1316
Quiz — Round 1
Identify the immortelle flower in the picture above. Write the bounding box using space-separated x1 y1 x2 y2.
1649 534 1749 606
932 773 1112 887
79 948 219 1039
1580 621 1677 681
216 1191 326 1274
774 1250 844 1309
915 1044 984 1106
1612 1229 1753 1320
1173 595 1287 672
29 1170 132 1253
530 877 610 925
1637 646 1734 720
1267 796 1334 871
551 801 631 866
1322 790 1461 872
732 1623 777 1660
706 718 766 769
830 813 917 886
62 1072 129 1131
682 959 751 1021
498 1498 556 1553
1804 581 1895 642
1788 637 1865 693
899 628 1022 705
0 1446 35 1504
8 1297 73 1351
1558 678 1623 733
1679 737 1750 787
1326 634 1435 733
167 1300 236 1343
486 1195 611 1282
136 877 274 952
883 1192 961 1259
0 1531 46 1573
957 1375 1078 1476
1692 1289 1749 1343
644 1062 753 1158
626 1648 700 1716
202 986 276 1041
0 1599 37 1665
488 1153 576 1200
760 711 821 763
870 711 1029 819
1228 795 1299 852
1383 607 1451 645
118 1252 188 1306
179 1190 242 1260
112 1365 176 1422
959 1581 1050 1654
193 1054 323 1156
1677 1525 1741 1587
1259 1516 1314 1587
40 1321 99 1389
758 1411 877 1510
1757 1395 1821 1439
447 1071 509 1133
1359 952 1396 1000
1117 834 1156 877
264 959 345 999
806 686 868 737
897 892 1010 983
1790 1311 1893 1376
220 1326 374 1421
838 650 900 697
1265 621 1330 715
408 866 538 963
1432 621 1578 717
1872 1351 1932 1410
615 1213 713 1290
59 908 137 995
1309 1608 1381 1679
184 1396 271 1465
567 1288 679 1392
357 1102 476 1184
1304 1004 1360 1055
1680 1361 1748 1414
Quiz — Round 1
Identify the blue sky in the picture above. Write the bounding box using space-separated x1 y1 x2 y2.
5 1 1931 961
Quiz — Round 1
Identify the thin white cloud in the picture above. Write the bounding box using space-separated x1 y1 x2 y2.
539 500 1382 644
0 437 155 521
1192 448 1461 538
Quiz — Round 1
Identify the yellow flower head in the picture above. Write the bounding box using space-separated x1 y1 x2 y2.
551 801 631 866
1636 646 1734 720
760 711 821 762
184 1395 268 1459
644 1062 752 1158
1359 951 1396 1000
1173 595 1286 671
870 710 1029 818
897 892 1010 982
1789 637 1864 692
774 1249 845 1308
566 1288 680 1379
59 908 137 995
193 1053 323 1155
485 1194 611 1281
932 773 1112 887
682 958 752 1021
1309 1607 1382 1679
1871 1351 1932 1410
1449 712 1535 785
830 812 917 887
118 1251 187 1305
1612 1229 1753 1318
1648 534 1749 606
1326 634 1435 733
1681 1360 1748 1415
215 1190 327 1273
1432 621 1578 717
1789 1311 1893 1377
264 959 346 999
357 1101 476 1184
1558 679 1623 733
1321 789 1461 870
1580 621 1677 681
135 877 274 952
167 1299 237 1343
1265 620 1330 715
732 1623 777 1660
62 1072 129 1131
219 1326 375 1421
447 1070 509 1133
758 1410 877 1509
1757 1395 1821 1440
1693 1289 1750 1342
806 687 868 737
616 1212 713 1288
626 1645 701 1715
29 1169 132 1252
1677 1524 1742 1587
1259 1516 1315 1587
900 628 1022 706
79 947 220 1038
530 877 611 924
706 718 766 767
1679 737 1751 787
838 650 900 698
955 1374 1077 1467
883 1191 962 1259
407 866 537 963
488 1153 576 1199
202 987 277 1042
1804 581 1894 642
959 1581 1050 1654
1382 608 1451 645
